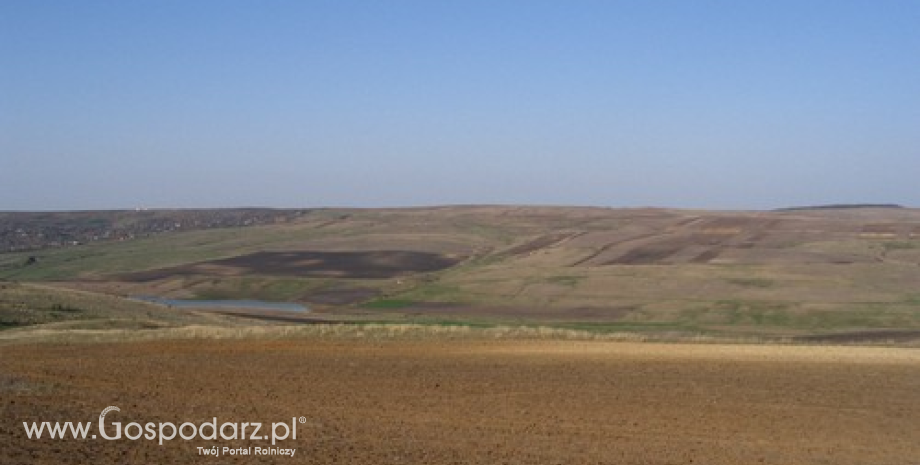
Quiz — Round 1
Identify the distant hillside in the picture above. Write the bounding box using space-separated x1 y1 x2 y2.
775 204 904 211
3 205 920 342
0 208 308 253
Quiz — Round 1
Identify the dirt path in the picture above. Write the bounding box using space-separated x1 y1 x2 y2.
2 338 919 464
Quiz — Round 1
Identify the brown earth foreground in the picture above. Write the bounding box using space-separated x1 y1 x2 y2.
2 338 920 465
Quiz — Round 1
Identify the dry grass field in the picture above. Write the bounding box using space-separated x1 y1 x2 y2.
2 332 919 464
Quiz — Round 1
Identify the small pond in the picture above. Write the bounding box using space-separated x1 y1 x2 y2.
131 296 309 313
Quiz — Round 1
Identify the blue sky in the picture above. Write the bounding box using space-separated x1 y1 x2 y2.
2 1 919 210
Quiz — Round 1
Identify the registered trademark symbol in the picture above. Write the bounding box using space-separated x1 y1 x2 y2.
299 416 307 424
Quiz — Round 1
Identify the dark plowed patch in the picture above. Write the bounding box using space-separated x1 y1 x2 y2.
692 249 722 263
609 244 683 265
496 233 578 258
304 288 381 305
121 251 463 281
600 231 740 266
570 238 631 267
796 330 920 344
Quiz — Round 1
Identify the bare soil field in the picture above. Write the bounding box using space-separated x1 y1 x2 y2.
2 336 919 465
400 302 637 322
121 250 465 281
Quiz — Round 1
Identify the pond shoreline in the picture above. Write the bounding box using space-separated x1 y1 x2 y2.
130 296 309 313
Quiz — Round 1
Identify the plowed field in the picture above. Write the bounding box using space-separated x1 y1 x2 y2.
2 338 919 464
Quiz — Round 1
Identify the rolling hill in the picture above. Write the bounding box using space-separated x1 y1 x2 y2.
2 205 920 342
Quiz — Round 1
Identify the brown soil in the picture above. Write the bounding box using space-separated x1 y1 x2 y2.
2 338 918 465
605 231 740 265
691 248 722 263
609 242 686 264
121 251 464 281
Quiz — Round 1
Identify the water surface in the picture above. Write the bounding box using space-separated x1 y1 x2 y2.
131 296 309 313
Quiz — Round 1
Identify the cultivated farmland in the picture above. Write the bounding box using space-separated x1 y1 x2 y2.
2 334 918 464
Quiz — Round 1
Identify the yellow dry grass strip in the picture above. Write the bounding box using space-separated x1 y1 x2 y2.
0 323 642 344
2 323 919 365
476 340 920 365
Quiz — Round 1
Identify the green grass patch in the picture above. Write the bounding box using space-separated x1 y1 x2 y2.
725 277 774 288
362 298 416 309
0 321 23 330
398 282 471 302
713 300 792 326
679 299 920 332
883 241 919 251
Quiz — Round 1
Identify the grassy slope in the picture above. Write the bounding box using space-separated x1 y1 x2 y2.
0 282 245 332
2 206 920 339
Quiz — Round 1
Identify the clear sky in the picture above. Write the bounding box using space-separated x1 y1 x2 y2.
2 1 919 210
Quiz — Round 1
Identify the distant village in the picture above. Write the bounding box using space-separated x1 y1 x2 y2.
0 209 308 253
